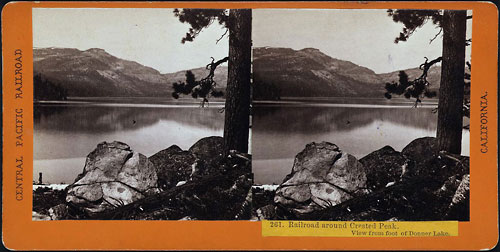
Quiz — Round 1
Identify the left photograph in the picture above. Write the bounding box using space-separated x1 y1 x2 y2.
32 8 253 220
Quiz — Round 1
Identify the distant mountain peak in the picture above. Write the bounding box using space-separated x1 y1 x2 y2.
299 47 321 52
253 46 445 99
33 47 227 98
33 47 170 97
83 48 115 58
253 46 386 98
85 48 107 53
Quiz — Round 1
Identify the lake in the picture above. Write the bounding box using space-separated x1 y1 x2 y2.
34 98 225 184
252 98 470 185
34 97 470 186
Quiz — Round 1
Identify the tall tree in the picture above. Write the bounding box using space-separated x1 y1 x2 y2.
436 10 467 154
223 10 252 155
173 9 252 156
387 9 468 154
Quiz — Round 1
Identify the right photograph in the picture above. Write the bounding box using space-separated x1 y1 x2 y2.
251 9 471 221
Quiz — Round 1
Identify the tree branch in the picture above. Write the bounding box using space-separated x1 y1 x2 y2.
203 56 229 82
429 27 442 44
216 28 229 44
418 56 442 81
171 56 228 106
385 56 442 108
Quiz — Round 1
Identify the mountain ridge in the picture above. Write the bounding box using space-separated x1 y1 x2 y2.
252 46 442 99
34 46 442 99
33 47 228 98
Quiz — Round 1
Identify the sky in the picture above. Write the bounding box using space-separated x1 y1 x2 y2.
33 8 472 74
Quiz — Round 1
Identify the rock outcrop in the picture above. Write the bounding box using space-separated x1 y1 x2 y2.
446 174 470 220
94 169 252 220
252 186 279 220
256 204 277 220
33 186 66 217
49 204 69 220
149 137 227 191
274 142 369 218
401 137 438 162
359 145 408 190
66 141 159 213
257 137 469 221
93 137 252 220
149 145 196 190
42 136 253 220
188 136 226 178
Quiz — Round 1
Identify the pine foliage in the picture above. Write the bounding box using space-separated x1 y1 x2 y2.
385 9 470 119
172 69 224 105
387 9 443 43
34 73 68 101
171 9 229 106
173 9 229 44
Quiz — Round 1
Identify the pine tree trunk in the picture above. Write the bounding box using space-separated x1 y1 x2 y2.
223 9 252 156
436 10 467 154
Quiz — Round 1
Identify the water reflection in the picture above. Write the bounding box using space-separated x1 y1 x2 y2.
254 105 438 134
34 103 224 184
34 104 224 133
252 103 470 185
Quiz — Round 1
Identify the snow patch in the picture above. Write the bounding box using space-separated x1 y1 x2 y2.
176 181 187 187
252 184 279 191
33 184 69 191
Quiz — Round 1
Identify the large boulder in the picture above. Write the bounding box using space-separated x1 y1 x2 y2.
93 167 253 220
402 137 438 162
189 136 224 162
298 151 470 221
299 176 445 221
188 136 225 176
269 138 470 221
149 145 196 190
400 137 468 179
359 146 409 190
274 142 368 218
83 136 253 220
66 141 159 213
148 137 227 191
